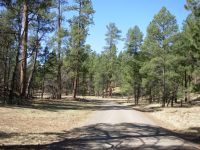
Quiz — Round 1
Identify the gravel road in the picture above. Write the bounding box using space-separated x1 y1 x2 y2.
74 101 200 150
1 101 200 150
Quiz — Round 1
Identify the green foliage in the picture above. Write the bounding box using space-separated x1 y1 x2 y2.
125 26 143 55
64 0 94 98
1 0 200 107
105 23 121 47
93 54 108 95
121 26 143 104
94 23 121 96
140 7 178 106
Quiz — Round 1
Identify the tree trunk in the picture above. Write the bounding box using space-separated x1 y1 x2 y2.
72 74 78 99
20 0 28 98
3 50 7 104
181 98 183 107
171 91 175 107
162 65 166 107
81 72 87 96
184 70 188 102
7 58 11 90
9 52 19 104
41 64 46 99
149 87 152 104
57 0 62 99
41 48 48 99
136 85 140 105
9 32 21 104
57 63 62 99
88 74 93 96
109 81 112 97
188 75 192 102
26 44 38 98
41 78 45 99
134 87 137 105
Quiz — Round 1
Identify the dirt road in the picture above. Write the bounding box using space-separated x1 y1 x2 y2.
1 101 200 150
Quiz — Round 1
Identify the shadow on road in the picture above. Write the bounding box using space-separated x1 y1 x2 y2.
0 99 132 112
1 123 199 150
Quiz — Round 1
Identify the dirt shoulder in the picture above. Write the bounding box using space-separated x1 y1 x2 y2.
0 98 93 145
132 103 200 144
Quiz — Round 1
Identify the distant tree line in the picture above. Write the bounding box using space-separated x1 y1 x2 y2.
0 0 199 107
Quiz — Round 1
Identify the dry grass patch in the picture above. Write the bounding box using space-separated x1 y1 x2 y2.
150 105 200 134
0 98 92 145
134 102 200 142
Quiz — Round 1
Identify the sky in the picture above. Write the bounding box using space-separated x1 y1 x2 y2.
86 0 190 53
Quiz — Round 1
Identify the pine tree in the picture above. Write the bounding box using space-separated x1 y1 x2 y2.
68 0 94 99
126 26 143 55
141 7 178 107
93 54 108 97
185 0 200 93
122 26 143 105
19 0 29 98
0 10 15 103
103 23 121 96
26 1 54 98
185 0 200 43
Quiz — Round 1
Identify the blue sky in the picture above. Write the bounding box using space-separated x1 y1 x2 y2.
86 0 190 53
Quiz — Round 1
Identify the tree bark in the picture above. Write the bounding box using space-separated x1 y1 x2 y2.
88 74 93 95
57 62 62 99
57 0 62 99
184 70 188 102
72 74 78 99
41 78 45 99
20 0 28 98
40 48 48 99
26 43 38 98
9 31 21 104
109 81 112 97
162 65 166 107
149 87 152 104
3 47 8 104
136 85 140 105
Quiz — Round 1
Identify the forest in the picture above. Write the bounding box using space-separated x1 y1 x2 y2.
0 0 200 108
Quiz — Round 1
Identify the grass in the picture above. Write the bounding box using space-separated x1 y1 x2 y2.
129 97 200 143
0 98 93 145
149 104 200 141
